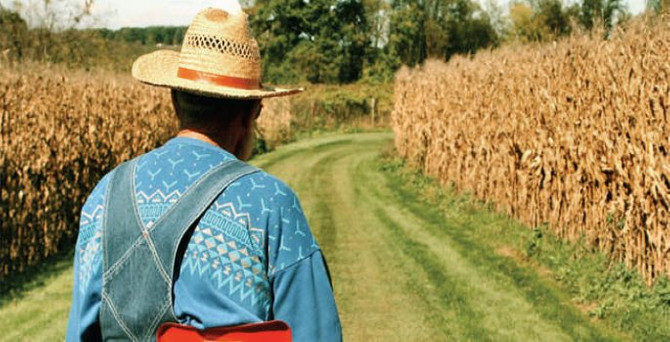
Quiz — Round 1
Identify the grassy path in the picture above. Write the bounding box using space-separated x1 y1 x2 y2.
0 132 629 341
255 132 622 341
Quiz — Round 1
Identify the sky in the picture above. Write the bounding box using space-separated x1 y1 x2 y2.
0 0 649 29
86 0 243 28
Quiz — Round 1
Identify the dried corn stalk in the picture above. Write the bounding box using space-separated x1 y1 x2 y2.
393 18 670 283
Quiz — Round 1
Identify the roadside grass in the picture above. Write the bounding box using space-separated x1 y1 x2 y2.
378 149 670 341
358 151 618 340
0 249 74 304
0 253 74 341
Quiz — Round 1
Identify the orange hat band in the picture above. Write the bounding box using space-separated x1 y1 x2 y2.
177 67 261 90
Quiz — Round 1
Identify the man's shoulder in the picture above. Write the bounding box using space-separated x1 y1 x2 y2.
83 152 142 205
228 169 299 205
81 171 114 216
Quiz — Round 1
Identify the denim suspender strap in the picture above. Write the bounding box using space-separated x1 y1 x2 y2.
100 158 259 342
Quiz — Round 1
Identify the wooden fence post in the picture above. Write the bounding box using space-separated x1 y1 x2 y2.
309 100 316 137
371 98 376 127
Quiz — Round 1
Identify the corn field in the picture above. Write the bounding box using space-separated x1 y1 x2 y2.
393 18 670 282
0 64 290 285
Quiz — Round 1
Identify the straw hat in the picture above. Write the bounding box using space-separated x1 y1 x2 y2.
132 7 302 99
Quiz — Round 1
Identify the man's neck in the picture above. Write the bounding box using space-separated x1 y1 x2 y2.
177 129 237 155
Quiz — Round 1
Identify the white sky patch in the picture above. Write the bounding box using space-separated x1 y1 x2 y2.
90 0 242 28
627 0 648 14
0 0 650 29
0 0 243 29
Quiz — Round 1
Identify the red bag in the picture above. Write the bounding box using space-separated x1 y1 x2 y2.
156 320 291 342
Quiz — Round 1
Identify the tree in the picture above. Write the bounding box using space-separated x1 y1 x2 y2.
510 2 542 41
359 0 398 82
250 0 370 84
0 8 28 59
482 0 510 40
387 0 498 66
387 2 426 67
536 0 572 37
648 0 670 13
509 0 574 42
364 0 390 49
336 0 369 82
440 0 499 58
579 0 624 32
1 0 97 61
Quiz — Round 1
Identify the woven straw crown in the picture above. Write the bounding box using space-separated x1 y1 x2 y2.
132 8 302 99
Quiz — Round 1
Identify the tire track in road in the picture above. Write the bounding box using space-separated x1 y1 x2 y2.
259 133 436 341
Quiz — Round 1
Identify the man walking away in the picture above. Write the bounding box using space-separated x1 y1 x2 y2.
66 6 342 342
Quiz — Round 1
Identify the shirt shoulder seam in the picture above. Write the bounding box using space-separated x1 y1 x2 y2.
270 247 321 278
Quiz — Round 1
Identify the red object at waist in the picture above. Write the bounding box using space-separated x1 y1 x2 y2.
156 320 291 342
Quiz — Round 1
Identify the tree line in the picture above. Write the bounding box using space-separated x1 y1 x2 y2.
94 27 188 46
252 0 667 84
1 0 668 83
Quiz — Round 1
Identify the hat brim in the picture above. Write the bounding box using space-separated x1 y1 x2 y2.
132 50 303 99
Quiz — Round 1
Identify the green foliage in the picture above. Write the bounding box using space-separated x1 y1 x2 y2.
510 0 576 42
648 0 670 13
537 0 574 36
93 26 188 46
579 0 625 32
250 0 370 84
361 48 401 83
252 136 271 156
0 8 158 71
509 3 539 41
247 0 500 83
388 0 499 66
0 8 28 59
289 82 394 133
388 2 427 67
508 0 629 42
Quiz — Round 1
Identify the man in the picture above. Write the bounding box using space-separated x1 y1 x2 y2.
66 6 341 342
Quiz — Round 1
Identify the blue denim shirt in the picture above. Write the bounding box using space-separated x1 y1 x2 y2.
66 137 342 341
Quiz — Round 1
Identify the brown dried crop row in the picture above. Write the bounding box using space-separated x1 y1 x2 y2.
392 18 670 282
0 66 289 283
